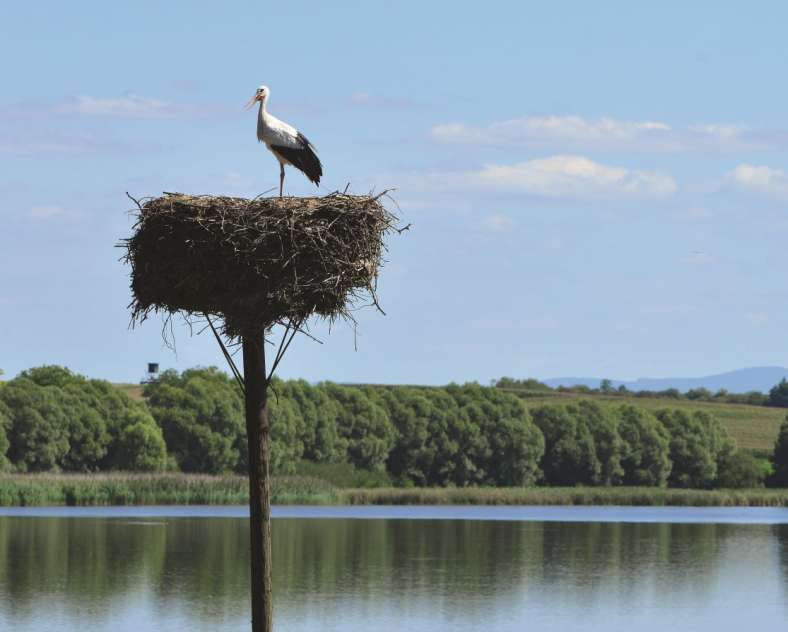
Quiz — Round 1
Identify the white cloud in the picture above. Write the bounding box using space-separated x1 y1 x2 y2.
680 251 717 265
431 115 782 152
468 155 677 199
0 94 227 121
728 164 788 198
350 92 418 109
28 205 81 221
675 206 711 221
482 213 514 231
55 94 212 119
746 312 769 326
0 129 158 154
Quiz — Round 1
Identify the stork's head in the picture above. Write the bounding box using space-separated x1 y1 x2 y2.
245 85 269 109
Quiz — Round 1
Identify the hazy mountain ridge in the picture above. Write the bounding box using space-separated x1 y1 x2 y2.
543 367 788 394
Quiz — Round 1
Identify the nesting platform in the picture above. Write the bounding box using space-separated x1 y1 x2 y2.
122 192 396 337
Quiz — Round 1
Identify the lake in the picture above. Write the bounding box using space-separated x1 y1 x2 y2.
1 506 787 631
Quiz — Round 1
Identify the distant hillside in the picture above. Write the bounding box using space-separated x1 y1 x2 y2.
543 366 788 394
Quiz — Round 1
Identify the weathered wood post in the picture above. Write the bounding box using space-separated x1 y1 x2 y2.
122 191 396 632
242 332 273 632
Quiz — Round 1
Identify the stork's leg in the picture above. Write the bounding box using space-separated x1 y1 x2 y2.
279 163 285 198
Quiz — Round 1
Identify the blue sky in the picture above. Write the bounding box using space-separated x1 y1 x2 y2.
2 1 788 384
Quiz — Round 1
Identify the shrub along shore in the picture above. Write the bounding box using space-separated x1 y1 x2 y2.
2 365 788 493
1 473 787 507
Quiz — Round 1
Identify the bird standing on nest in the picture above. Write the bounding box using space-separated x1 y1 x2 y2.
247 85 323 197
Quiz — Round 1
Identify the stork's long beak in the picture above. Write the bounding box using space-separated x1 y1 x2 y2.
244 94 259 110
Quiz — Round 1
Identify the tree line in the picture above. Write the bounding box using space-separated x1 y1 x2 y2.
495 376 788 407
1 365 787 488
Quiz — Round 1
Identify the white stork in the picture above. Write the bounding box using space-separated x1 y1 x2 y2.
247 85 322 197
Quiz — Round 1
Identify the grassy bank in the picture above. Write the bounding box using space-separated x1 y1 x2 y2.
0 473 338 507
1 473 787 507
342 486 788 507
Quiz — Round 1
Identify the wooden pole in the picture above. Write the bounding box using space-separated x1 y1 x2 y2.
242 332 273 632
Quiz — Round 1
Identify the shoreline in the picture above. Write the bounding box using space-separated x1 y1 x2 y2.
1 473 786 507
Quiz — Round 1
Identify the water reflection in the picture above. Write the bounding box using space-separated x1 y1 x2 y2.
0 515 785 631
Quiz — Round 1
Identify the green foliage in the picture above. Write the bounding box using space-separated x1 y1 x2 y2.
268 397 304 474
293 460 391 488
0 400 11 471
447 384 544 486
770 415 788 486
768 379 788 408
495 377 552 392
656 409 733 488
144 368 244 474
715 449 764 488
275 379 347 463
575 401 623 484
1 364 778 491
532 405 599 485
0 378 70 471
114 420 168 471
617 405 671 486
324 384 395 472
57 386 110 471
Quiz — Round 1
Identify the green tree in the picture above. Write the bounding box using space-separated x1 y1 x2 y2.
617 405 671 486
716 449 764 488
145 368 244 473
58 385 109 470
375 387 435 485
446 384 544 486
114 416 168 471
324 384 395 472
656 409 729 488
20 365 78 389
531 405 599 485
686 388 713 401
770 415 788 486
0 378 70 471
278 379 347 463
0 400 11 471
268 397 304 474
573 401 623 485
768 379 788 407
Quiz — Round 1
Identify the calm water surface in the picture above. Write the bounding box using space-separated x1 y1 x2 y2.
1 506 787 631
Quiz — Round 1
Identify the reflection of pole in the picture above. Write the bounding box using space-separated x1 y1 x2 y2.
243 332 273 632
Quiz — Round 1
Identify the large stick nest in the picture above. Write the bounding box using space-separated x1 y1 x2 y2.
122 192 397 338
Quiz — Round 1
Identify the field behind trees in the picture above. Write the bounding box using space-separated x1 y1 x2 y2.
507 392 783 453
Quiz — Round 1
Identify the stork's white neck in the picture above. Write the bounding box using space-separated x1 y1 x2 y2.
258 97 269 119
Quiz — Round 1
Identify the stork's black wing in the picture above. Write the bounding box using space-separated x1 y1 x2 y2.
271 133 322 186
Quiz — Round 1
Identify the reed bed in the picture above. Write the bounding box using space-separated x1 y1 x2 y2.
1 475 786 507
342 486 788 507
0 473 337 507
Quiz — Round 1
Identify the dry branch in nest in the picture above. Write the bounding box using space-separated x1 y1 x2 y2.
121 192 397 339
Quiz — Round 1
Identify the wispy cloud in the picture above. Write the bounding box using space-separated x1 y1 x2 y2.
0 132 141 154
680 251 717 265
350 92 421 109
481 213 514 232
431 115 788 152
674 206 712 222
0 93 229 120
746 312 769 326
467 155 677 199
727 164 788 199
28 204 82 221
